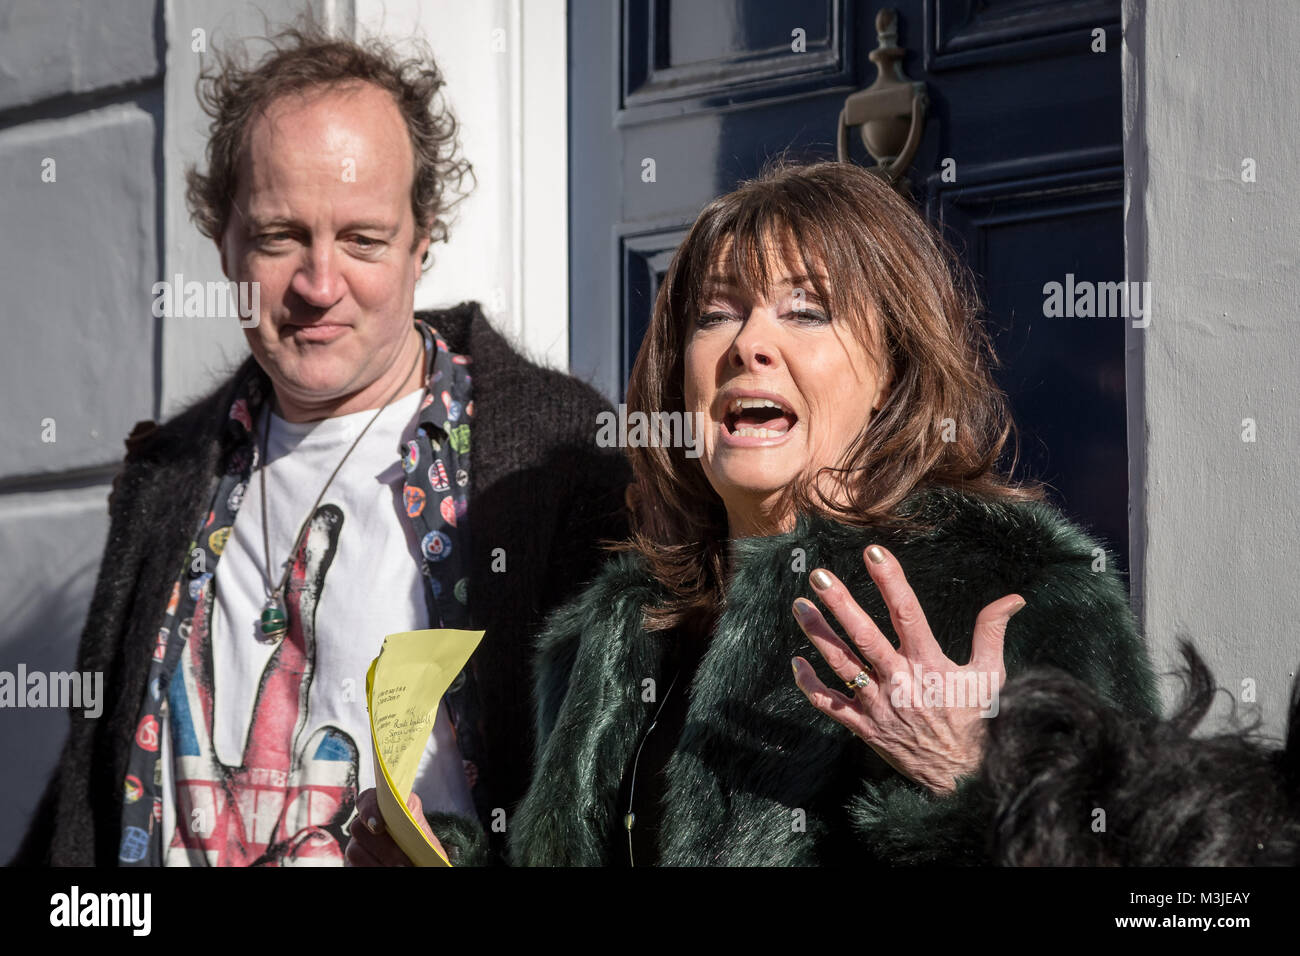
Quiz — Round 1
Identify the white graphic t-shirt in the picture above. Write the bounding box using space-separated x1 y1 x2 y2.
159 388 476 866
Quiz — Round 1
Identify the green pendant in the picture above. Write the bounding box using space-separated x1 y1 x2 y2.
259 602 288 641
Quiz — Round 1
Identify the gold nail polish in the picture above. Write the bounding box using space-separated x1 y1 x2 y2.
810 569 833 590
866 545 886 565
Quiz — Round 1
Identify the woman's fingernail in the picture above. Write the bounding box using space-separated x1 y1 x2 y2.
1009 599 1027 616
366 816 383 835
810 569 833 590
866 545 886 565
792 598 815 624
791 658 800 678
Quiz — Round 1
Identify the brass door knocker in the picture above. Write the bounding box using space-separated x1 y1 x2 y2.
837 8 929 186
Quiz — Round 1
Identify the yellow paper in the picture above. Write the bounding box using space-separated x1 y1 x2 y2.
365 628 484 867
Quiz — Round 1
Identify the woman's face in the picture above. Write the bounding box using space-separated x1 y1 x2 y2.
683 246 892 536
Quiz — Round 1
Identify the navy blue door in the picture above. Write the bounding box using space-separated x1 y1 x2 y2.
569 0 1129 568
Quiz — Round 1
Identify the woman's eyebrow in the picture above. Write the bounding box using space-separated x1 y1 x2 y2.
699 280 741 301
774 273 828 287
699 274 830 299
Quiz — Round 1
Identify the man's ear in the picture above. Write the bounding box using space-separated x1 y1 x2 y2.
219 197 248 279
414 234 432 273
217 212 236 280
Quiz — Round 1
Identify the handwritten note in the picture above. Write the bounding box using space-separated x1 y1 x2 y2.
365 628 484 867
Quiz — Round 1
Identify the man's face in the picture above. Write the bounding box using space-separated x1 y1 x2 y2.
220 81 430 419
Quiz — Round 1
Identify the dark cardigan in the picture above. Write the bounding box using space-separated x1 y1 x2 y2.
12 302 631 866
500 489 1159 866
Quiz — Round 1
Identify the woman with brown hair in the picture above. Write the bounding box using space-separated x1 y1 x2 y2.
348 160 1158 866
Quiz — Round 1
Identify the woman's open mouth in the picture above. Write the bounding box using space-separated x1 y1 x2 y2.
722 396 798 441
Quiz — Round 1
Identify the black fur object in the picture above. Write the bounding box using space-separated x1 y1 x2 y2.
505 489 1160 866
858 641 1300 865
423 811 493 867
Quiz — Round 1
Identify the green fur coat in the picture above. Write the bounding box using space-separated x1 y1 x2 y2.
433 488 1158 866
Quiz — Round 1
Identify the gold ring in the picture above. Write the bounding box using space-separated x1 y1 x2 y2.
846 670 871 690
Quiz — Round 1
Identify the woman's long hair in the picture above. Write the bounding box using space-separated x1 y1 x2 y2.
622 160 1040 631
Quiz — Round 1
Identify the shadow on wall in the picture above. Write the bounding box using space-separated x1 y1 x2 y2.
0 554 102 861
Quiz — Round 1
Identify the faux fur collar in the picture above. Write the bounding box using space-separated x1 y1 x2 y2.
511 488 1159 866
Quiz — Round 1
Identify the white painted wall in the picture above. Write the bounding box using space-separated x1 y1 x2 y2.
353 0 569 369
1124 0 1300 738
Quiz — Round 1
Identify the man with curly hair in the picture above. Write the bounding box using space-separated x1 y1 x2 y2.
12 25 628 867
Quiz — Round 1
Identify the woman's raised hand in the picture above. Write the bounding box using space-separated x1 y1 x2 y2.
790 544 1024 794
